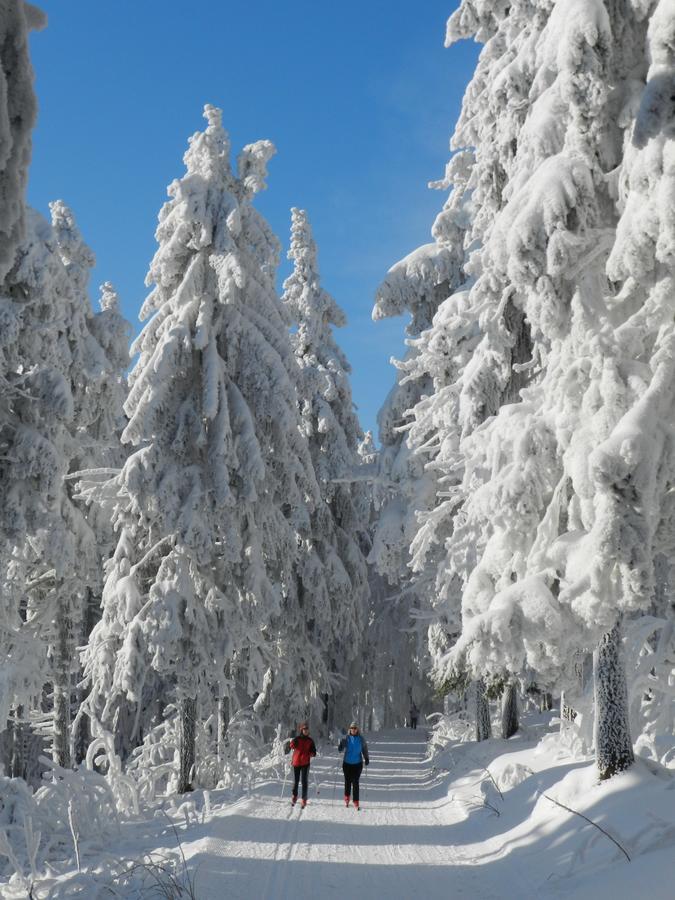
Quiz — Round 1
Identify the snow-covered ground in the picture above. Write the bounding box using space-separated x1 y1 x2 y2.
6 722 675 899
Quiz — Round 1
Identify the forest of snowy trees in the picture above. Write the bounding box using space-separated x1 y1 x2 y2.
370 0 675 781
1 0 674 879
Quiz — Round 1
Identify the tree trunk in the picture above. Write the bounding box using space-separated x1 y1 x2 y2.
499 299 533 407
475 678 492 742
594 622 634 780
217 692 230 766
178 696 197 793
560 690 577 724
501 682 518 739
8 707 24 778
74 592 96 764
540 691 553 712
53 609 72 768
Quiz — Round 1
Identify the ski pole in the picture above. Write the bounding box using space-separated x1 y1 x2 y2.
332 764 339 807
311 768 321 797
280 764 289 800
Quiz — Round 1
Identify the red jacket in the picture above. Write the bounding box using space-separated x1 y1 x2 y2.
290 733 316 767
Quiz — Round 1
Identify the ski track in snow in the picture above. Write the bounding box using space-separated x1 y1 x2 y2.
180 729 533 899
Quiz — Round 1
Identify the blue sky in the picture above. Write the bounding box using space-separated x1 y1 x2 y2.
27 1 478 438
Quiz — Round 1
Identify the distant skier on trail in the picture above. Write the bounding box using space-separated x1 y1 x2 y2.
289 722 317 808
338 721 369 810
409 701 419 730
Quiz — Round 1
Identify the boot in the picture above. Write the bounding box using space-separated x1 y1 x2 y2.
291 795 297 806
344 794 350 807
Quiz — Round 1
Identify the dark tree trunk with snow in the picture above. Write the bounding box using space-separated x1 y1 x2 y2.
178 696 197 793
5 707 44 786
8 707 25 779
53 608 72 768
322 690 336 735
594 622 634 781
501 682 518 739
217 692 230 766
52 686 70 768
74 592 96 763
560 690 577 724
475 678 492 742
500 300 534 407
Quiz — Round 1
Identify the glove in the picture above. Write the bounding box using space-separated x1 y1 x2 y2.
365 760 369 766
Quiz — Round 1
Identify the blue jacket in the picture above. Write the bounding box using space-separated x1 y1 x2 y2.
338 733 369 765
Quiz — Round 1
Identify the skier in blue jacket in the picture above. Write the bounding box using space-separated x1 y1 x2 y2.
338 722 369 809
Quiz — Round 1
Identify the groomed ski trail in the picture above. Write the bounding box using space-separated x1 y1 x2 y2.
179 729 534 899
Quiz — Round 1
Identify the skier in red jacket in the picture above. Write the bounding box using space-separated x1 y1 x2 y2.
289 722 317 808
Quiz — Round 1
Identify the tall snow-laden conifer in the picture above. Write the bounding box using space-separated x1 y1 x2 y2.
85 281 130 465
1 202 117 769
0 0 45 556
397 152 480 676
281 208 369 729
0 0 44 283
69 277 131 761
435 0 675 778
44 200 108 767
371 223 461 585
2 209 81 768
0 4 46 759
369 97 472 724
83 106 318 790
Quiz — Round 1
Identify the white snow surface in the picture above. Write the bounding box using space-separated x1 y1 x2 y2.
11 721 675 899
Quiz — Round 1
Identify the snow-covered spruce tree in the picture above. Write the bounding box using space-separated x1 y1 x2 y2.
68 279 131 761
1 213 78 771
337 431 398 730
281 208 369 731
402 0 542 699
83 281 130 470
400 161 483 719
368 130 471 725
0 0 44 283
0 2 45 766
403 290 498 734
0 203 112 769
394 0 568 740
48 207 130 498
43 201 129 768
435 0 620 757
587 0 675 777
391 149 476 600
83 106 318 791
437 0 674 779
370 183 467 587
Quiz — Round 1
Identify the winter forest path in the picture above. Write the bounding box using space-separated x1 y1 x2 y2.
180 728 536 899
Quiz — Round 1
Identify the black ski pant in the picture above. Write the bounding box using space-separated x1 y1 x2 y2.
292 764 309 800
411 716 418 729
343 761 363 802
